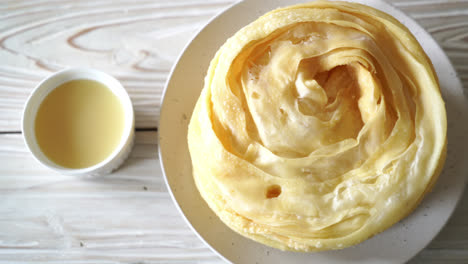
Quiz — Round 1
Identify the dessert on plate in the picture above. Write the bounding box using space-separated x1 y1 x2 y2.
188 0 447 252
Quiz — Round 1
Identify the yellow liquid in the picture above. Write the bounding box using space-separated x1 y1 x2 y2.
35 79 125 169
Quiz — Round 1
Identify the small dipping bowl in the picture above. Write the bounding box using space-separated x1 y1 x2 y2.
22 68 135 176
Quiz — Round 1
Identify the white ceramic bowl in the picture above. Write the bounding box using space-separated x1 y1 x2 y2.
159 0 468 263
22 68 135 176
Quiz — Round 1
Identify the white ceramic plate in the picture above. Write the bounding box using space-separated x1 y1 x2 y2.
159 0 468 263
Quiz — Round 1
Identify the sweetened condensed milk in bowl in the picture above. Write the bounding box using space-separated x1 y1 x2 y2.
22 68 134 176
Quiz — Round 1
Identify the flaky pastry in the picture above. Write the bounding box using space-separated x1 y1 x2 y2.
188 0 447 251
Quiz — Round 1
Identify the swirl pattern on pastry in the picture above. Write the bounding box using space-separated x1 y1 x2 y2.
188 0 447 251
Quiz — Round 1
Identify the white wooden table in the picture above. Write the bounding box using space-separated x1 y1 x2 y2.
1 0 467 263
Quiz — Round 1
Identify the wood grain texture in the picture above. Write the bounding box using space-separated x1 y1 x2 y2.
0 0 467 263
394 0 468 90
0 132 221 263
0 0 467 131
0 0 237 131
0 132 467 263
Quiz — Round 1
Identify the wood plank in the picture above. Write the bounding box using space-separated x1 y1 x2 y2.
0 132 218 263
0 132 467 262
0 0 237 131
0 132 222 263
393 0 468 93
410 249 468 264
0 0 467 132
